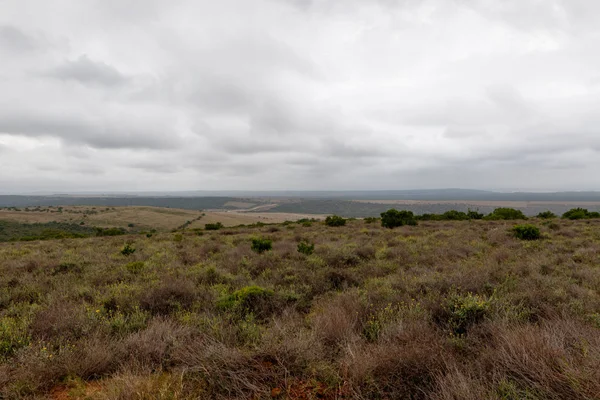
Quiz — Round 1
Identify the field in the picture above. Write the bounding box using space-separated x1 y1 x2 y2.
0 207 325 234
1 213 600 399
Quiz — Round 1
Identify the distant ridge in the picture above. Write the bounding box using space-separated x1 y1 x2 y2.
2 189 600 208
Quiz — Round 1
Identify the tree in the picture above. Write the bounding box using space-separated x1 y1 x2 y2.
380 209 417 228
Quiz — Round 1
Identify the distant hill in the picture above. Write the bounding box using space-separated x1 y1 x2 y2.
2 190 600 217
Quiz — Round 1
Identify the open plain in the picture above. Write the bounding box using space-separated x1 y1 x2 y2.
1 213 600 399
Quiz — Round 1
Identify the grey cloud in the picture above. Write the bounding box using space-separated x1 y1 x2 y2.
128 161 182 174
1 0 599 191
0 110 180 150
0 25 37 52
48 55 128 86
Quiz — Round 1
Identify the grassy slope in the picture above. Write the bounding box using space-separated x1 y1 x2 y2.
1 219 600 398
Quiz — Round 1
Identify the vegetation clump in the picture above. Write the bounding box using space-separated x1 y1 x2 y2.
325 215 346 227
297 240 315 255
120 243 136 256
512 224 541 240
380 209 417 228
205 222 224 231
537 211 556 219
442 292 490 335
251 237 273 253
217 285 275 318
562 208 600 220
485 207 527 220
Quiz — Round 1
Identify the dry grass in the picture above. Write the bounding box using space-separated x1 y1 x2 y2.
1 217 600 398
0 206 325 232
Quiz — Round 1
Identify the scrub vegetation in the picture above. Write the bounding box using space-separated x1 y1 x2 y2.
1 208 600 399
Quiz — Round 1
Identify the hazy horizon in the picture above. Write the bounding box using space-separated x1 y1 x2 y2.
2 1 600 192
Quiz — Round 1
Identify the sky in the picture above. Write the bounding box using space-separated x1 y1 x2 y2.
1 0 600 193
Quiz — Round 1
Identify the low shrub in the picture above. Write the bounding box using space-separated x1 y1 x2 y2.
251 237 272 254
120 244 136 256
512 224 541 240
205 222 224 231
297 241 315 255
325 215 346 227
125 261 145 274
437 292 490 335
141 279 196 315
217 286 275 319
96 227 127 236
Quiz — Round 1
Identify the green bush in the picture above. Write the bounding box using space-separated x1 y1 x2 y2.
380 209 417 228
537 211 556 219
467 209 484 220
512 224 541 240
440 210 470 220
363 217 379 224
485 208 527 220
251 237 273 254
205 222 224 231
562 208 600 220
325 215 346 227
297 241 315 255
445 293 490 335
217 286 275 318
120 243 136 256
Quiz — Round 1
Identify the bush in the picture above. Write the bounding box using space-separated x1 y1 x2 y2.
363 217 379 224
440 210 469 221
141 279 196 315
325 215 346 227
205 222 224 231
537 211 556 219
125 261 145 274
96 227 127 236
251 237 272 254
297 241 315 255
380 209 417 228
120 243 136 256
512 224 541 240
562 208 600 220
445 293 490 335
485 208 527 220
467 209 484 220
217 286 275 319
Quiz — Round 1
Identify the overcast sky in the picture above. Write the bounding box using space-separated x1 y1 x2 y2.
1 0 599 193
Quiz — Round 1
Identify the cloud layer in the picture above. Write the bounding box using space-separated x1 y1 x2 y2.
1 0 599 192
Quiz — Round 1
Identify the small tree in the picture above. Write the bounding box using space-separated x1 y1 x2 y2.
325 215 346 227
485 208 527 220
467 209 484 220
380 209 417 228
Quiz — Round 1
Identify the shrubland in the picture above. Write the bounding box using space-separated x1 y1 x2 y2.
0 212 600 398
